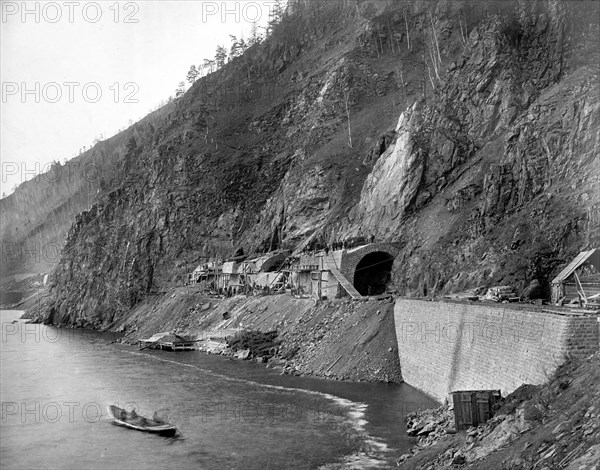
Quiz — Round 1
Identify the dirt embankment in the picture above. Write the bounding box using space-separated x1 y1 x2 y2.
107 288 402 383
397 353 600 469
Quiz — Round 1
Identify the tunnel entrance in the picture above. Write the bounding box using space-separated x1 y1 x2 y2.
353 251 394 296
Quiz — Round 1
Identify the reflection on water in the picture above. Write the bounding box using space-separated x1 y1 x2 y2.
1 310 436 469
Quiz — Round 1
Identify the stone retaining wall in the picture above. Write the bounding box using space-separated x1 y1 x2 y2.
394 299 599 403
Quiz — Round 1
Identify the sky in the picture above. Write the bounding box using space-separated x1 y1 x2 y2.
0 0 278 197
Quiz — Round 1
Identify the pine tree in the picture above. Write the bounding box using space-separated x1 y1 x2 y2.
186 65 199 84
175 81 186 97
215 45 228 68
229 35 242 60
239 37 248 54
268 0 284 34
249 21 262 46
203 58 216 74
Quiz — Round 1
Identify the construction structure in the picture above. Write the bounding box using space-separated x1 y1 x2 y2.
289 243 399 300
139 332 199 351
188 261 220 289
186 243 399 300
187 251 289 294
241 251 289 289
551 248 600 306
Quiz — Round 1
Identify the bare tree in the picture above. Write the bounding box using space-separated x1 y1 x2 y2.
344 91 353 148
404 9 411 51
430 13 442 65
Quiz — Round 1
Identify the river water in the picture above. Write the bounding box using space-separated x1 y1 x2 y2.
1 310 437 469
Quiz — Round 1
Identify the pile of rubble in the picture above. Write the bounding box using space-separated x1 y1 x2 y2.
226 330 280 361
396 405 456 466
406 405 455 441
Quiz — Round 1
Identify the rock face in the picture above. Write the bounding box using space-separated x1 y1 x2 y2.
340 10 600 298
347 105 424 239
6 1 598 327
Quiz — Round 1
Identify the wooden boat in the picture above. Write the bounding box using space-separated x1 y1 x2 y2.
107 405 179 437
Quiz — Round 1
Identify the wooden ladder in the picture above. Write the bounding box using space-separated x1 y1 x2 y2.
324 255 363 299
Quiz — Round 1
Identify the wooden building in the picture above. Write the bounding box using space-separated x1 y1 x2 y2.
551 248 600 305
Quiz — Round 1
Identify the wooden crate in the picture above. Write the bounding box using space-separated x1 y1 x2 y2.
452 390 501 430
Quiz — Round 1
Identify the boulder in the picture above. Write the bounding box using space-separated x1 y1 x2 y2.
522 279 543 300
235 349 250 360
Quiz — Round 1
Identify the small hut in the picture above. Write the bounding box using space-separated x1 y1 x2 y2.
551 249 600 305
221 261 242 287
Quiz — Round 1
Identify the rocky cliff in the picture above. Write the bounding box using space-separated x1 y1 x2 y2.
6 0 598 327
0 103 175 278
340 6 600 298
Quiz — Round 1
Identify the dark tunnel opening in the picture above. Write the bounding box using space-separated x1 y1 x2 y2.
353 252 394 296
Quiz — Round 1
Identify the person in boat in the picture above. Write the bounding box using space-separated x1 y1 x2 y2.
152 411 165 424
130 408 148 425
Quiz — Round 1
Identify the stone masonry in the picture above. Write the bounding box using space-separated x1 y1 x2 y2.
394 299 599 403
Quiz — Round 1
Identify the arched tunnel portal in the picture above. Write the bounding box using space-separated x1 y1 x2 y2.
353 251 395 296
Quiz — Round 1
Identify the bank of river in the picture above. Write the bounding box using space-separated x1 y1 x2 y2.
1 310 436 469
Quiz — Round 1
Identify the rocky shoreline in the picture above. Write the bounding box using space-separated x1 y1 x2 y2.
34 289 403 384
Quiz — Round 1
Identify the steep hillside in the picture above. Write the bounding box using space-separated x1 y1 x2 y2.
9 0 599 327
339 4 600 298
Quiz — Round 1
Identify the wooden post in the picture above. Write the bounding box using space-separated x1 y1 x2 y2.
215 258 221 292
317 271 322 301
574 272 587 306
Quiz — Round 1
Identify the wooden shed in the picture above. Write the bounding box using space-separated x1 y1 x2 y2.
551 249 600 305
452 390 502 430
